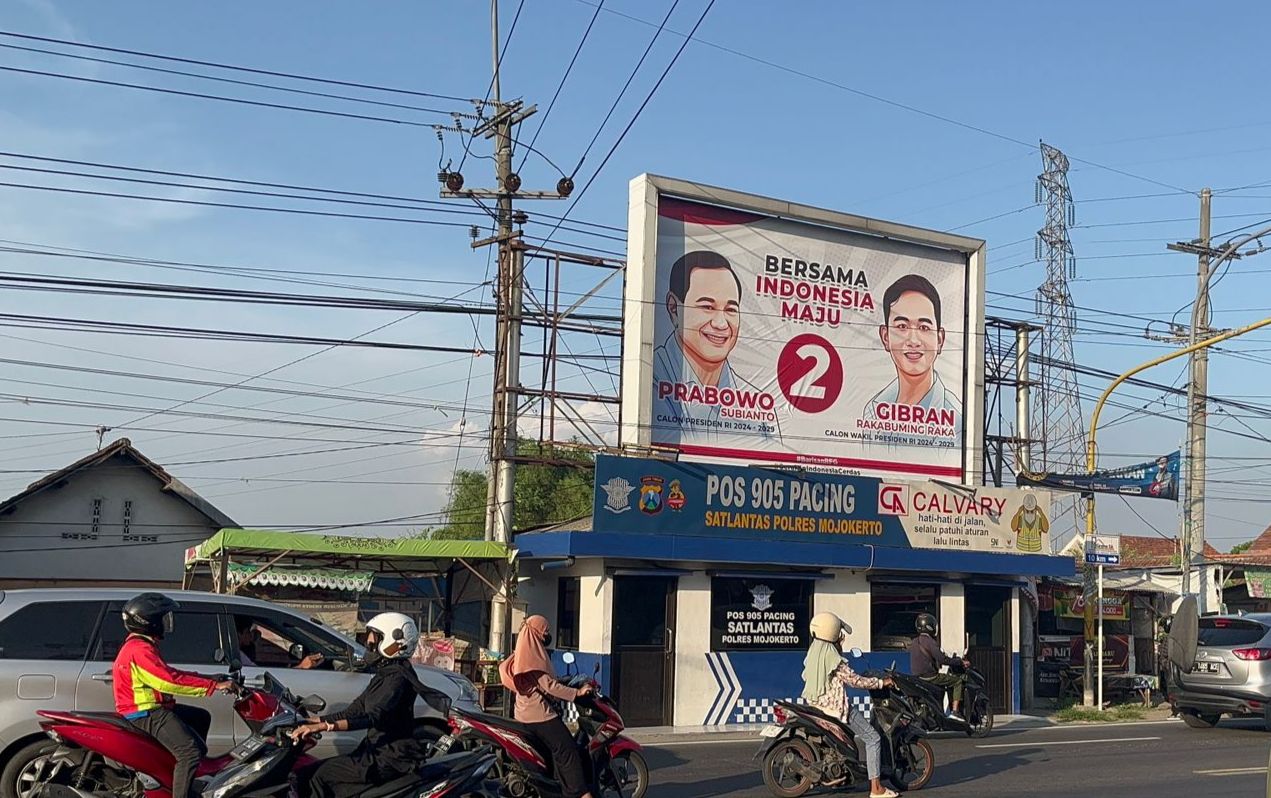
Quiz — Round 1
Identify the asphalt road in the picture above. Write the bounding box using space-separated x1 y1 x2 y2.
643 718 1271 797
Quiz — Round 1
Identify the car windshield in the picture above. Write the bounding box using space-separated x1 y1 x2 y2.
1198 617 1267 648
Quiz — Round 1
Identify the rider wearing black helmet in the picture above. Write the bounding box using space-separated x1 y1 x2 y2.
113 593 233 798
907 613 970 722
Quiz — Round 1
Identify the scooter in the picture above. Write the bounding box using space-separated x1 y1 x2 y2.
33 668 500 798
755 649 935 797
445 652 647 798
892 658 994 738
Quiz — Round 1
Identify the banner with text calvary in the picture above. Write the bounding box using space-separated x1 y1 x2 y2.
593 455 1054 555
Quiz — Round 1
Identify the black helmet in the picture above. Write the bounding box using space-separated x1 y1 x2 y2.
915 613 938 636
122 593 179 638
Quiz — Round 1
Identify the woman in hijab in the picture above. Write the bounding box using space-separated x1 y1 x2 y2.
803 612 898 798
499 615 595 798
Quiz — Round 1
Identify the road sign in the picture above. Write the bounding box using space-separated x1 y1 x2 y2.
1086 534 1121 566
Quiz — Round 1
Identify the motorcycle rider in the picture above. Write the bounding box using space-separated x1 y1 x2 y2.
500 615 596 798
801 612 898 798
290 612 451 798
113 593 235 798
907 613 969 722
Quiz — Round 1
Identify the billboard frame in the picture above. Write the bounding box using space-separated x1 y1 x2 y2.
621 173 988 483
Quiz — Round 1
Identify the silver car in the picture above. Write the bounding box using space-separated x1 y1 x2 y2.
0 588 481 798
1173 611 1271 729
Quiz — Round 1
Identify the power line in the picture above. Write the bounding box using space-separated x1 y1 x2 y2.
567 0 681 179
0 41 473 118
0 65 470 126
0 30 472 102
518 0 606 173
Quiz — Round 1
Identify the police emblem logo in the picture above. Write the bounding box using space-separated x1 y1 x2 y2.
601 477 635 514
640 476 664 515
750 584 774 611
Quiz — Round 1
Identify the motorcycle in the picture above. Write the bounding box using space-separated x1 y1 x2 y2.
32 667 500 798
755 649 935 797
445 652 647 798
892 658 994 738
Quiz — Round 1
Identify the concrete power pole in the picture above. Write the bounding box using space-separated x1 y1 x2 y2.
439 0 568 653
1175 188 1212 603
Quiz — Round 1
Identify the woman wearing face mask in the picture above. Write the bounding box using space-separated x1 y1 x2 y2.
500 615 595 798
803 612 898 798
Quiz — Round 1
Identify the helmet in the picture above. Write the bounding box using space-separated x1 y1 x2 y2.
809 612 851 643
915 613 938 636
364 612 419 660
122 593 179 638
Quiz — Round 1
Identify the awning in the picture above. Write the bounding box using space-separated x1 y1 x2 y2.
226 562 374 593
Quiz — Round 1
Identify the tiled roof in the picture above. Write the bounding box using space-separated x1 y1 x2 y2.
1116 534 1220 569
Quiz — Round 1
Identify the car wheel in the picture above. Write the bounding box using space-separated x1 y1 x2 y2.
1180 711 1221 729
0 740 57 798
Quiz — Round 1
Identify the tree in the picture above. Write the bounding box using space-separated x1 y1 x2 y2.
428 442 594 540
1231 540 1256 555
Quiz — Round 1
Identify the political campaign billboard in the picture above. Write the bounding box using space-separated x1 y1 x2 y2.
621 175 987 482
1018 450 1180 501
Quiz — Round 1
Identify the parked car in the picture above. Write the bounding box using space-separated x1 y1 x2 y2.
0 588 481 798
1171 610 1271 729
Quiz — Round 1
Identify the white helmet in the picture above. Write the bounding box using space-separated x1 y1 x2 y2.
364 612 419 660
810 612 851 644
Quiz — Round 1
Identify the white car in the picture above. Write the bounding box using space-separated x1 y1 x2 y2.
0 588 481 798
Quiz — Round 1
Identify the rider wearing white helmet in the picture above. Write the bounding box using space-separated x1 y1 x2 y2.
291 613 449 798
802 612 898 798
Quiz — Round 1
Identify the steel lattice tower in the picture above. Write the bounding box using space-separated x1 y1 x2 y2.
1033 142 1086 548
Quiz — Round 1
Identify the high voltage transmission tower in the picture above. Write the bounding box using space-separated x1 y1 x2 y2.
1032 142 1085 546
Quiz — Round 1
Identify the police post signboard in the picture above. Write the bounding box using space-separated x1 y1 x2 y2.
593 455 1053 555
620 175 987 482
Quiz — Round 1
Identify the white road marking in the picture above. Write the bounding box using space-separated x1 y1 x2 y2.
1195 766 1268 776
976 735 1160 748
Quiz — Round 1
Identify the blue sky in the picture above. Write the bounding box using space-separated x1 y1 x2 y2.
3 0 1271 551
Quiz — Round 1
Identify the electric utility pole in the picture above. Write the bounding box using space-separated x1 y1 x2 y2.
1168 189 1213 604
439 0 571 653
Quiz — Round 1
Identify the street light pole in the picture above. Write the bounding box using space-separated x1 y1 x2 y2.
1084 303 1271 710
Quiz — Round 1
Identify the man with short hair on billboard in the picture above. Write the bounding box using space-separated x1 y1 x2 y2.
653 250 772 440
864 274 961 441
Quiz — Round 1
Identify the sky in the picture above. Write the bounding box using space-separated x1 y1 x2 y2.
3 0 1271 552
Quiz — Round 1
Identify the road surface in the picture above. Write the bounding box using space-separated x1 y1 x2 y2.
643 718 1270 797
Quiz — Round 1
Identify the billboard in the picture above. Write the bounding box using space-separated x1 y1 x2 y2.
622 175 986 482
1018 450 1180 501
593 455 1055 556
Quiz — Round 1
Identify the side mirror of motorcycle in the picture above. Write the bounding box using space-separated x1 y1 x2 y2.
562 652 576 666
289 643 307 661
848 647 863 659
300 694 327 714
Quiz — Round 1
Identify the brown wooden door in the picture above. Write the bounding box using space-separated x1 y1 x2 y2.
611 576 677 727
965 586 1013 712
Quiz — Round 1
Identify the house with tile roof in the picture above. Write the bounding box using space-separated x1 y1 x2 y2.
0 438 237 588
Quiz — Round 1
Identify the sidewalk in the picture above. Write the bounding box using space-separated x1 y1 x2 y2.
628 714 1058 745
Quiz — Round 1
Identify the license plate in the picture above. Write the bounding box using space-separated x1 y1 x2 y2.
760 725 783 738
1194 661 1223 675
433 734 456 754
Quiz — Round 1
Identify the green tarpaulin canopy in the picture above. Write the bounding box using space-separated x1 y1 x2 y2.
187 529 511 566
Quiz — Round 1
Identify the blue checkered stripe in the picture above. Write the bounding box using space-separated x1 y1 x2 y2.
729 695 873 725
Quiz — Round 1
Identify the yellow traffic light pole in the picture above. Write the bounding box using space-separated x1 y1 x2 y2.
1081 313 1271 707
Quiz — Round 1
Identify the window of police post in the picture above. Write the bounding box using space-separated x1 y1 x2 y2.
710 577 812 651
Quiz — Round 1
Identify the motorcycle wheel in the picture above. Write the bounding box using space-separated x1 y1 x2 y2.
888 738 935 792
967 696 995 738
603 751 648 798
761 739 817 798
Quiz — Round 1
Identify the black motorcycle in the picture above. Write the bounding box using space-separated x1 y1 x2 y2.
755 663 934 796
892 659 994 738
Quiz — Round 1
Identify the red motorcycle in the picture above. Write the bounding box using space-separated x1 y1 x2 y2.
443 654 647 798
31 671 323 798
